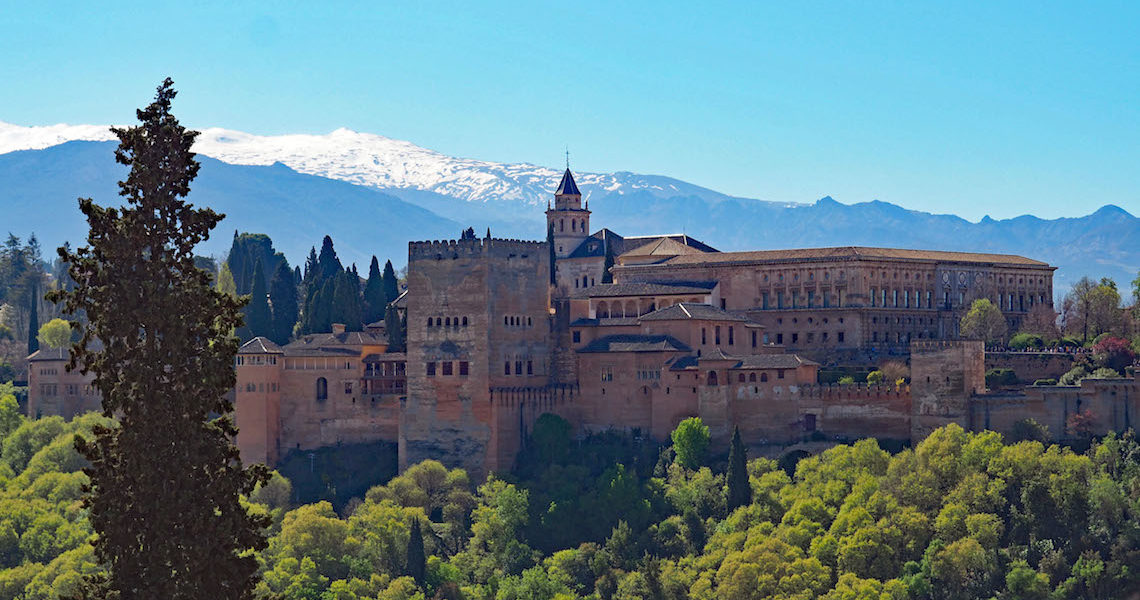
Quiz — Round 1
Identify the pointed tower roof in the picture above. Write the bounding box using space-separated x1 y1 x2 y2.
555 168 581 196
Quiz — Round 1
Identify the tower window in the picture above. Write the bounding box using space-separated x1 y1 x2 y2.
316 377 328 401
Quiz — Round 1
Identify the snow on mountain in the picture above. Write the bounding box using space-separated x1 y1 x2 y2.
0 121 746 208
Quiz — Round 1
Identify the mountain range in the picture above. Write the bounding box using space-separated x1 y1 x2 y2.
1 121 1136 295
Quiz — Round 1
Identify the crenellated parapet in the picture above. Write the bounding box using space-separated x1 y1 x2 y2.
409 237 547 262
799 383 910 402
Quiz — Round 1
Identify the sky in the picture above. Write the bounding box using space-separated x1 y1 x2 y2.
1 1 1137 220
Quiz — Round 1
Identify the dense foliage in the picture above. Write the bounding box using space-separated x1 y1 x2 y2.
7 409 1140 600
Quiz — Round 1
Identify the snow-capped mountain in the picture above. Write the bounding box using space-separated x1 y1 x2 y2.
0 121 765 209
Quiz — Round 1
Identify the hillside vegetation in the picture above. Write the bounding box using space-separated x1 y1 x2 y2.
1 392 1139 599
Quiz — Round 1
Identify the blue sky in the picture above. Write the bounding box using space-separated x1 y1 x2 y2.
1 1 1137 220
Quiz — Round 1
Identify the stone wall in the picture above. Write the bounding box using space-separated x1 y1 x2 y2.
985 352 1074 383
909 340 985 439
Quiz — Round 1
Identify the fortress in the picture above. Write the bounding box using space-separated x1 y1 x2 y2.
26 169 1139 474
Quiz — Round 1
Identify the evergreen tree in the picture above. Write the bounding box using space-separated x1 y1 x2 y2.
243 260 271 340
316 236 341 282
405 517 425 584
302 247 318 287
269 261 299 345
293 266 302 285
381 259 399 305
217 263 237 298
26 287 38 355
312 278 335 334
331 270 362 331
384 304 405 352
48 79 267 599
726 426 751 511
363 257 385 325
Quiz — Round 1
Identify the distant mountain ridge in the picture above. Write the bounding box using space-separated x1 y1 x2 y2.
0 121 1136 295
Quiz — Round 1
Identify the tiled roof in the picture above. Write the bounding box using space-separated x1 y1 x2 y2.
572 281 717 299
656 246 1050 267
238 337 283 354
622 234 718 254
621 236 718 257
282 330 387 357
638 302 747 322
577 334 691 354
565 229 717 261
556 169 581 196
27 347 69 362
734 354 819 369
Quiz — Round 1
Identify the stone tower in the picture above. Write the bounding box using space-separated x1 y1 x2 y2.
233 338 285 465
546 169 590 259
400 236 553 476
909 340 985 439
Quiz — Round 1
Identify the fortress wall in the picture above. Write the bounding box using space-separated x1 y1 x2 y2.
985 352 1075 383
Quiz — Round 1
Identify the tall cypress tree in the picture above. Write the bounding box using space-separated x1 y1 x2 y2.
302 246 318 287
26 286 39 355
331 270 362 331
269 261 299 345
243 260 271 340
48 79 268 599
406 517 426 584
384 304 405 352
316 236 341 282
726 426 751 511
363 256 385 325
381 259 399 305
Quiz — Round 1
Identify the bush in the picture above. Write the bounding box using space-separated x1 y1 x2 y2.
985 368 1019 388
1008 419 1050 443
1009 333 1045 351
837 376 855 385
1091 337 1135 373
1032 379 1057 386
1087 367 1122 379
1059 366 1089 386
866 371 884 384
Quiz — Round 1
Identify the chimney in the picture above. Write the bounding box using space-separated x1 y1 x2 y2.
331 323 346 334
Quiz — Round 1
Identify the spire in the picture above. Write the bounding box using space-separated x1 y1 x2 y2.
555 168 581 196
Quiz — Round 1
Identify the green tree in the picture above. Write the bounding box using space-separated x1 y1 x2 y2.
726 426 751 511
381 259 399 306
363 257 385 325
269 261 299 345
242 259 272 340
405 517 425 584
48 78 268 599
671 417 710 470
1062 276 1124 343
36 318 72 350
384 305 405 352
217 262 238 298
960 298 1008 344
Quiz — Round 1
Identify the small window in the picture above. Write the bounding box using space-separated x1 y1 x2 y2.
462 316 468 327
505 362 511 375
573 331 581 343
344 381 352 394
459 361 469 376
527 361 534 375
442 361 453 376
515 361 523 375
761 372 769 382
778 370 785 379
316 377 328 401
426 362 436 377
737 373 745 383
708 371 719 386
748 373 756 382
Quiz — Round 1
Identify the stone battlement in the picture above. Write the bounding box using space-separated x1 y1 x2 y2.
489 384 579 408
799 383 911 402
911 339 983 353
409 237 546 262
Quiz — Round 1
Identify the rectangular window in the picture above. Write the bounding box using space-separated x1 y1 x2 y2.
821 332 828 342
806 332 814 343
762 292 769 309
515 361 522 375
776 333 784 344
527 361 533 375
459 361 469 376
427 362 436 377
763 333 770 344
777 291 784 309
701 328 707 345
778 370 785 379
870 288 876 307
823 293 830 308
838 331 845 343
505 362 511 375
728 327 734 345
721 299 727 309
573 331 581 343
807 290 815 308
872 331 878 342
751 331 757 348
893 289 899 307
344 381 353 394
715 326 721 345
442 361 453 376
791 333 799 344
601 367 613 382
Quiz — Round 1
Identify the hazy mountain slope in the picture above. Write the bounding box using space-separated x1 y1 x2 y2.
0 141 460 269
1 122 1137 294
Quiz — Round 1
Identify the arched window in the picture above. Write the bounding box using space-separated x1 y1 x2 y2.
760 373 769 382
427 318 433 327
445 317 451 327
737 373 745 383
316 377 328 401
462 317 468 327
435 317 441 327
597 301 609 318
571 220 576 232
749 373 756 382
582 275 588 288
707 371 719 386
560 219 564 232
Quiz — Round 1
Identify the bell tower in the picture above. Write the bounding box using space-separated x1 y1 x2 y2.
546 168 590 259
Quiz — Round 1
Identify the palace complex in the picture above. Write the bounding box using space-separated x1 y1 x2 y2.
26 169 1139 475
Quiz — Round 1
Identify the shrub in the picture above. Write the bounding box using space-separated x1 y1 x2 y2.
1032 379 1057 386
1059 366 1089 386
1087 367 1122 379
1091 336 1135 373
1009 333 1045 350
866 371 884 384
1008 419 1050 443
985 368 1019 388
837 376 855 385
